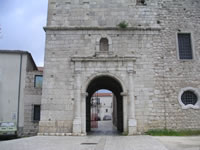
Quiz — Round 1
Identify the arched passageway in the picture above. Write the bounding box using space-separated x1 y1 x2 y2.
86 76 124 134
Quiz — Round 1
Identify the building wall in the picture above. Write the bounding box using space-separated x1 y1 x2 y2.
0 54 21 123
160 0 200 130
0 51 41 136
23 71 42 136
40 29 162 134
47 0 160 28
98 96 113 121
91 94 113 121
0 53 28 135
40 0 200 134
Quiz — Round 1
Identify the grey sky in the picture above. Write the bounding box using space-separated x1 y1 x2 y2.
0 0 48 66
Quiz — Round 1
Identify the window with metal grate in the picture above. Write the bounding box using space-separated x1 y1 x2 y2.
136 0 146 5
181 91 197 105
178 33 193 59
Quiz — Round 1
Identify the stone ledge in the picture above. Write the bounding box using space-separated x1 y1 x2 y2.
71 56 137 62
44 26 162 31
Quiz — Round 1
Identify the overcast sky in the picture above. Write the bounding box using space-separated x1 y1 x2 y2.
0 0 48 66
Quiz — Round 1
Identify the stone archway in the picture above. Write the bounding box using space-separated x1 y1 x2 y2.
71 57 138 135
85 75 124 133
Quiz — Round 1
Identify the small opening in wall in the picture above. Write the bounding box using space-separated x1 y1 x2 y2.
33 105 41 121
100 38 109 52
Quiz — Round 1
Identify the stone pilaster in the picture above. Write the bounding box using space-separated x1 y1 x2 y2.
72 71 82 134
81 92 88 134
128 70 137 135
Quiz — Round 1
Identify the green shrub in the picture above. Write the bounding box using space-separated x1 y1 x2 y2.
121 131 128 136
117 21 129 29
146 129 200 136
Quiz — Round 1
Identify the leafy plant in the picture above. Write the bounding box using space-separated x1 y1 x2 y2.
117 21 129 29
121 131 128 136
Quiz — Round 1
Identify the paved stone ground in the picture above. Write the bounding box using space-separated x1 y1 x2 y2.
89 120 119 136
0 135 168 150
154 136 200 150
0 121 199 150
1 135 200 150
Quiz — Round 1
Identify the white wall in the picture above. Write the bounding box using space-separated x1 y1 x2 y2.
0 53 27 130
98 96 113 120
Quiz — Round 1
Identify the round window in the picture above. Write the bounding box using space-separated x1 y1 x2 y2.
181 91 198 105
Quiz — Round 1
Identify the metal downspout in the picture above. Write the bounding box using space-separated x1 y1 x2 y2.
17 54 23 135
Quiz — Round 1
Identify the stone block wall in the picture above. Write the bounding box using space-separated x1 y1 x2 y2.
40 0 200 134
23 71 42 136
40 27 165 134
159 0 200 130
47 0 161 28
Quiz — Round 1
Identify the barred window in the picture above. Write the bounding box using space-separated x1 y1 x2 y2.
178 33 193 59
137 0 146 5
181 91 197 105
100 38 109 51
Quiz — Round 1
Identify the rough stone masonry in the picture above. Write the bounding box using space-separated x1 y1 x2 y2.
39 0 200 135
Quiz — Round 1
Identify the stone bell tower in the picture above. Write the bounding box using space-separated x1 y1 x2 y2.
39 0 200 136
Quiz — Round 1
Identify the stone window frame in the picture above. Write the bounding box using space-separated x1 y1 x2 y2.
178 87 200 109
95 35 113 54
176 32 195 61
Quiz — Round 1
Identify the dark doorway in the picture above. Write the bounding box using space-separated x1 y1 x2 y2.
86 76 123 134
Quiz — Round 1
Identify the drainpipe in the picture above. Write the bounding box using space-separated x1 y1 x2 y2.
17 54 23 136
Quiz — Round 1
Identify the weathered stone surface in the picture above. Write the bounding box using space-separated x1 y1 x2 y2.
23 71 42 136
39 0 200 135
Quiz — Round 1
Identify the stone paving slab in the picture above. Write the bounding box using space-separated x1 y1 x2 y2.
153 136 200 150
0 135 168 150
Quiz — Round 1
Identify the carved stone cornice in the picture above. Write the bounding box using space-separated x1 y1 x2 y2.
71 56 137 62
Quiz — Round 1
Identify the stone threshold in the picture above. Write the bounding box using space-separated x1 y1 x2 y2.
38 133 87 136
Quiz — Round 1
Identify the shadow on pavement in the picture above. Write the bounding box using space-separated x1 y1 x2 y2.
0 136 19 141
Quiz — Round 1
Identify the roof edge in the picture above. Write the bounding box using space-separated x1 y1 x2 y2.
0 50 38 70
